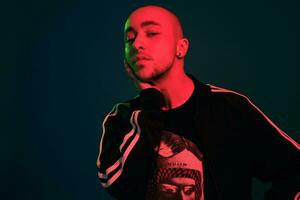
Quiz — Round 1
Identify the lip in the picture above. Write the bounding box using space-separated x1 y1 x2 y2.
133 54 151 62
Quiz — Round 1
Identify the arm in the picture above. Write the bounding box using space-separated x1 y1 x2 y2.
96 103 150 199
240 96 300 199
96 89 165 199
97 60 166 198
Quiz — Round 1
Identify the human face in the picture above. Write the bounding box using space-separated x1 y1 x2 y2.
124 7 178 83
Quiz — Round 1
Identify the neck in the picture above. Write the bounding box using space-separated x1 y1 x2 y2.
153 66 194 110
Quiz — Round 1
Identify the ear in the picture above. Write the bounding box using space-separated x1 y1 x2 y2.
176 38 189 59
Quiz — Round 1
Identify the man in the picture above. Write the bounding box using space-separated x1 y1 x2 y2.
97 5 300 200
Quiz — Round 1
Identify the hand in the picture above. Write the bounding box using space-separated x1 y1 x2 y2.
124 60 166 109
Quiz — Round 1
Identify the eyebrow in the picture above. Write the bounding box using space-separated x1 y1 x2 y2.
125 20 162 33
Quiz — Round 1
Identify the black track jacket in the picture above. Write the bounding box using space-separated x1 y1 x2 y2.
97 76 300 200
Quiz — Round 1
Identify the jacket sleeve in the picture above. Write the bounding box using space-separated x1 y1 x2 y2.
238 95 300 200
96 102 162 199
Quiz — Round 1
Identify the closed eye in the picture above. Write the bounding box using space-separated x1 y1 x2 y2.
125 31 136 44
126 38 134 43
147 32 160 37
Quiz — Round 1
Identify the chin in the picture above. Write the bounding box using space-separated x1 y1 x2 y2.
135 74 154 83
133 69 155 82
134 65 169 83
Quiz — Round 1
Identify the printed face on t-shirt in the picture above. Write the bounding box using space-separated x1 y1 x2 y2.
147 131 204 200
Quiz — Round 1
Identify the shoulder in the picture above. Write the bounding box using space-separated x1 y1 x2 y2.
190 75 255 114
206 84 258 114
208 84 250 103
190 74 250 106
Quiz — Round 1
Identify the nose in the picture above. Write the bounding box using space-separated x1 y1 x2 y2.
180 191 191 200
132 34 144 50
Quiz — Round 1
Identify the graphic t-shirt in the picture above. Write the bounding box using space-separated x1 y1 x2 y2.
146 87 205 200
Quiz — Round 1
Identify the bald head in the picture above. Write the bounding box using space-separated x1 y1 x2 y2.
125 5 184 40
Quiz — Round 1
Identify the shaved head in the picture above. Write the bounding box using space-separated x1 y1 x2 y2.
125 5 184 40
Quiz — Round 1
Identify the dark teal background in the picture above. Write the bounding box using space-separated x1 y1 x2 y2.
8 0 300 199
